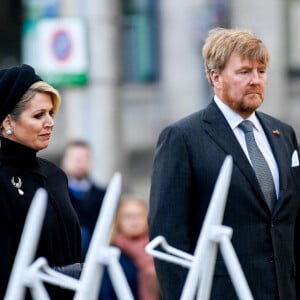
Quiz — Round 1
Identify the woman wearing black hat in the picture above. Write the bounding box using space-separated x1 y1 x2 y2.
0 64 82 299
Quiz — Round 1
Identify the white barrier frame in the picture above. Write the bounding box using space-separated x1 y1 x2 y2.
4 188 48 300
146 156 254 300
74 171 133 300
5 172 134 300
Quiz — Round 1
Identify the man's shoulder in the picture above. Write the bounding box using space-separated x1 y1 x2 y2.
256 111 295 131
154 104 215 146
167 106 209 131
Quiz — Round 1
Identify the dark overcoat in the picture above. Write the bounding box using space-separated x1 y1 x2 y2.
148 101 300 300
0 137 81 299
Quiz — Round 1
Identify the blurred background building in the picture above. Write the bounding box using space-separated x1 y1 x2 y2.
1 0 300 199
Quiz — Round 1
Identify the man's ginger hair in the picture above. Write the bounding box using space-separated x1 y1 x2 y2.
202 27 270 86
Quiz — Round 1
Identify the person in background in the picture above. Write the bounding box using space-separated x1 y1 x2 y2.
148 27 300 300
100 195 161 300
61 140 106 261
0 64 81 299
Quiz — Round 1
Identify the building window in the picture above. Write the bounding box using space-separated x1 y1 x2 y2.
0 0 21 67
287 0 300 77
120 0 159 82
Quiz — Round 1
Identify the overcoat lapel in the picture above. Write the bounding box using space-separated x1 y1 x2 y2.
202 102 269 208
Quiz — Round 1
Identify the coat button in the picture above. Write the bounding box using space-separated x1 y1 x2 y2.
270 220 277 228
268 256 274 263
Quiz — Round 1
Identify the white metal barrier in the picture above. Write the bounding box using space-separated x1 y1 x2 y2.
5 172 134 300
146 156 254 300
4 188 48 300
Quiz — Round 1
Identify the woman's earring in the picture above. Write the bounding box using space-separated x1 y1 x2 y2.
6 128 13 135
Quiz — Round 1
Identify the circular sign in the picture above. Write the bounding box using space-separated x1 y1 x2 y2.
51 29 72 61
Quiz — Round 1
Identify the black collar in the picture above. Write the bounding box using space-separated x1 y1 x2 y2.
0 136 39 168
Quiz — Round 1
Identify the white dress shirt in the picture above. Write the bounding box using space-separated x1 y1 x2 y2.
214 96 279 198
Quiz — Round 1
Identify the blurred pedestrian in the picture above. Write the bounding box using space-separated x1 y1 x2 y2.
100 195 161 300
0 64 81 299
61 140 106 261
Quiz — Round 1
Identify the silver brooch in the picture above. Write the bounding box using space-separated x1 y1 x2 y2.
11 176 24 195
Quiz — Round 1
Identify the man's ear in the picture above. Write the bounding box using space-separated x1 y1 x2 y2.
210 70 221 88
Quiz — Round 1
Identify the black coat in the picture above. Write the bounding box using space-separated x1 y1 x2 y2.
0 137 81 299
149 101 300 300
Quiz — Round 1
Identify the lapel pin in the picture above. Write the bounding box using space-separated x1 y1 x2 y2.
272 129 280 135
11 176 24 195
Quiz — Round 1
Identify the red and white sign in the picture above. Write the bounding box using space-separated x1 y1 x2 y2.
36 18 88 75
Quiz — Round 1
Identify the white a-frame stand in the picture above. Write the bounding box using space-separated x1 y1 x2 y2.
5 172 134 300
4 188 48 300
146 156 254 300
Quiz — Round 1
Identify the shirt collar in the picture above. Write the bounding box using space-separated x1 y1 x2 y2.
214 95 262 132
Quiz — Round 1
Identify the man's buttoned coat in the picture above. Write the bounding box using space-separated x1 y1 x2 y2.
148 101 300 300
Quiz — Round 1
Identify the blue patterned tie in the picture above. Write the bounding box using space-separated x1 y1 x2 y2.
239 120 276 211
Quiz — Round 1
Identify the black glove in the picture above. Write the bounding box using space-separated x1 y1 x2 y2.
53 263 83 279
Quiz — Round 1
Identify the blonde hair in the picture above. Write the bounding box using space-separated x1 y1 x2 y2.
9 81 61 121
202 27 270 85
111 195 148 241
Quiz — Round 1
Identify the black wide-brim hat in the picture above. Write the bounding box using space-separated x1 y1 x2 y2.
0 64 41 124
